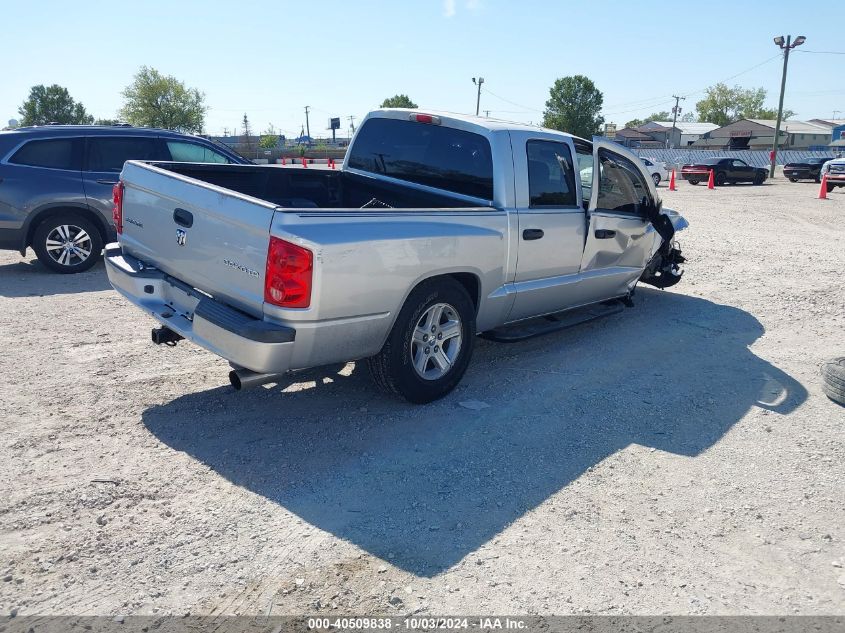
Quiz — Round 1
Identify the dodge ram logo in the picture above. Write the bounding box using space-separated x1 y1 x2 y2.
176 229 187 246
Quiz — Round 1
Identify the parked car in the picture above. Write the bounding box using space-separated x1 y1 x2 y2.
106 109 688 403
639 156 669 187
681 157 767 186
820 157 845 192
783 156 835 183
0 125 250 273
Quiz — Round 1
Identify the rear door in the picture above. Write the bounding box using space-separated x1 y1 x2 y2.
507 133 587 321
118 162 275 315
82 135 166 229
579 142 657 302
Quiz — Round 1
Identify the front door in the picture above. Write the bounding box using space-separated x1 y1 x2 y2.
730 159 755 182
507 135 587 322
579 142 657 303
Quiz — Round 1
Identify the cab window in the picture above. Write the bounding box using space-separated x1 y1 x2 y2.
596 150 650 215
526 140 577 208
166 141 231 164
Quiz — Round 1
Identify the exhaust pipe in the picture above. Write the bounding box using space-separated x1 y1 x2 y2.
229 368 286 391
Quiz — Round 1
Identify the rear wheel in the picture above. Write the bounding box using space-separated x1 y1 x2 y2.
789 177 798 183
368 277 476 403
688 179 699 186
715 172 727 186
32 214 103 274
651 173 661 187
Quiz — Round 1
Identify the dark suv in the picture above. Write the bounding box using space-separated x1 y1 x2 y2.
0 125 248 273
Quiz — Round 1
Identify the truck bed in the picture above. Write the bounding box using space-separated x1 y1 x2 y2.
150 162 482 211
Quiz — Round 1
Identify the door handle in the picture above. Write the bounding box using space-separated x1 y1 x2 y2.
594 229 616 239
96 179 119 185
522 228 544 241
173 208 193 228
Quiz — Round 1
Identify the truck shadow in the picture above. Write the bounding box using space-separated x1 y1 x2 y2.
0 257 111 297
142 290 807 577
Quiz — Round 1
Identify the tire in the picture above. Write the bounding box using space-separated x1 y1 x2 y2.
688 179 699 186
32 214 103 274
821 358 845 407
827 183 835 193
754 174 765 186
651 173 661 187
815 175 821 184
715 172 727 186
368 277 476 404
789 178 798 183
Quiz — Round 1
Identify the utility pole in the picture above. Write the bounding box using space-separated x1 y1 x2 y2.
669 95 685 149
348 115 356 136
472 77 485 116
484 110 491 117
770 35 806 177
834 110 842 120
304 106 311 140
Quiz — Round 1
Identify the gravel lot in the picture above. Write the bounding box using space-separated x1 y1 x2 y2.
1 177 843 617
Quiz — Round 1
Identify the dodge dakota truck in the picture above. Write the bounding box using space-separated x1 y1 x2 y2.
105 109 688 403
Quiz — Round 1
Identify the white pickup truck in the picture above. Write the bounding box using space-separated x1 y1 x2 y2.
106 109 688 403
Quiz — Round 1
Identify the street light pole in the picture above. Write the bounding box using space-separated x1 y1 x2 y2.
472 77 485 116
770 35 806 177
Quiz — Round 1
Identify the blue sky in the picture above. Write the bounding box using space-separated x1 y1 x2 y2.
4 0 843 137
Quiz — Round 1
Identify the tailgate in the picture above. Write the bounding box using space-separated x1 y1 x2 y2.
118 161 275 315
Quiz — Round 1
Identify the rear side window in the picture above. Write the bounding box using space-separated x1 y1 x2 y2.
347 117 494 200
87 137 161 172
526 140 577 207
166 141 231 164
9 138 82 170
596 150 650 215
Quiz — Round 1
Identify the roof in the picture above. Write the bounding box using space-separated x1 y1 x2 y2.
0 125 202 139
614 127 655 139
809 119 845 128
648 121 720 135
373 108 561 136
745 119 833 134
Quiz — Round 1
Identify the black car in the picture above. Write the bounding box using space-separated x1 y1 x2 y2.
0 125 250 273
783 156 835 183
680 157 767 186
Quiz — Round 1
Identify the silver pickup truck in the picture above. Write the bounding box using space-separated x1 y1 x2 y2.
106 109 688 403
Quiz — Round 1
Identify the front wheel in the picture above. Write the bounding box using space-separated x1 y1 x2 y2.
754 174 765 185
715 172 727 186
368 277 476 403
651 173 661 187
828 183 835 193
789 178 798 183
32 214 103 274
688 179 699 186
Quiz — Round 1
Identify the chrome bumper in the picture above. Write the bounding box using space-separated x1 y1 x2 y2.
104 244 296 374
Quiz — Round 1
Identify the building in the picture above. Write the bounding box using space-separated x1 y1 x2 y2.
637 121 719 147
611 127 664 149
690 119 832 150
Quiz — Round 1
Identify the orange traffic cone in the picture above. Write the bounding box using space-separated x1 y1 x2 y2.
302 157 307 168
330 158 335 169
669 169 676 191
707 169 715 189
818 174 828 199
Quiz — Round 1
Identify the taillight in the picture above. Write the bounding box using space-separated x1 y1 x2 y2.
264 237 313 308
112 181 124 234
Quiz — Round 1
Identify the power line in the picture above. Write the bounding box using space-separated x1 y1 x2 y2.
481 87 543 114
795 49 845 55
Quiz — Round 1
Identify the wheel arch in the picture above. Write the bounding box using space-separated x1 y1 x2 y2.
24 204 109 252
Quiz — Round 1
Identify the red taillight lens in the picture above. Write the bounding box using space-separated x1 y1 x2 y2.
264 237 313 308
409 113 441 125
112 181 124 234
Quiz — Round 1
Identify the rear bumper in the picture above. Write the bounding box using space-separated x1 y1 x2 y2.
784 168 814 179
104 244 296 374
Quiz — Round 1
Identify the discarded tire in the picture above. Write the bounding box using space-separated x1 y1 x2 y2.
821 357 845 405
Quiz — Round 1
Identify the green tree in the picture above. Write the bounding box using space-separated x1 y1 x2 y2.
679 112 696 123
119 66 206 132
625 111 672 128
696 83 794 126
381 94 418 109
259 124 278 149
94 118 122 126
18 84 94 126
542 75 604 138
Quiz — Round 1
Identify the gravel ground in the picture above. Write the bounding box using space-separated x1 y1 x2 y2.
1 177 844 617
